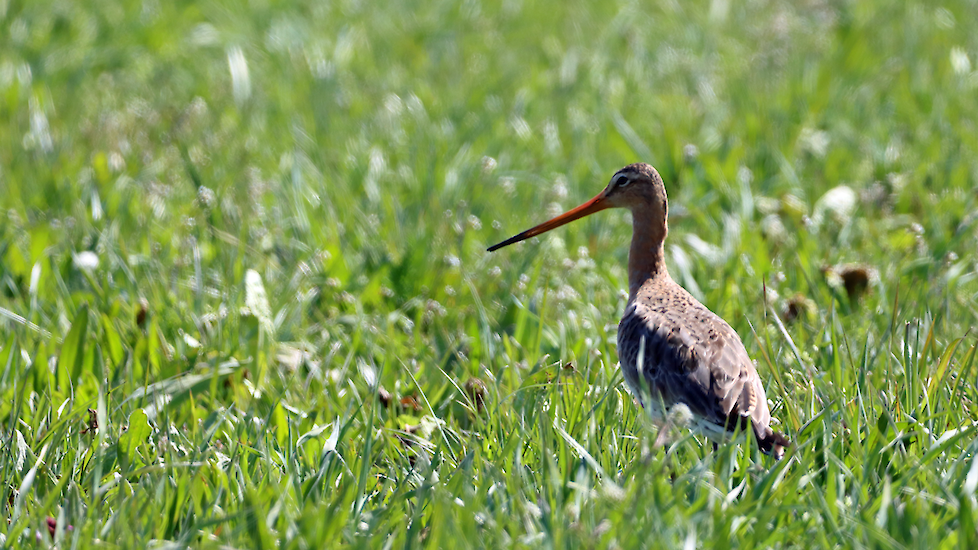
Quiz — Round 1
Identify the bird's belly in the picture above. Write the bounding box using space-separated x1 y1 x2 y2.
618 355 672 417
617 329 695 425
619 359 744 443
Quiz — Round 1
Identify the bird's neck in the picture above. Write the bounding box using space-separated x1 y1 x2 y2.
627 214 669 300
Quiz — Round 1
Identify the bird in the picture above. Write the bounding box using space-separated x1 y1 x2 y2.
488 163 790 459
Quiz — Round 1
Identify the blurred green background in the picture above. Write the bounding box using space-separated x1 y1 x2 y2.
2 0 978 547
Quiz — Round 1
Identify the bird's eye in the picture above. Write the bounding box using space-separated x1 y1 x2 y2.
615 175 630 187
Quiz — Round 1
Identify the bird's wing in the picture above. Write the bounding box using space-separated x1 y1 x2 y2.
618 299 772 434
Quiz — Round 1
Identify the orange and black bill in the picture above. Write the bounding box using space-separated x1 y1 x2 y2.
487 191 610 252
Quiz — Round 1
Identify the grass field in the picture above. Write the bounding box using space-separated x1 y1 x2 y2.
2 0 978 547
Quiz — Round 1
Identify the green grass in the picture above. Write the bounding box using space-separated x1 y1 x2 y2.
2 0 978 547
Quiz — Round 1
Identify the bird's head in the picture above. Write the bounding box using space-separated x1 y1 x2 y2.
487 162 668 252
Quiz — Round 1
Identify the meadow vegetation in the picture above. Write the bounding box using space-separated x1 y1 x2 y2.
2 0 978 547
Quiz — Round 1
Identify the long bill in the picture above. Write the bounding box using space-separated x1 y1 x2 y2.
487 191 610 252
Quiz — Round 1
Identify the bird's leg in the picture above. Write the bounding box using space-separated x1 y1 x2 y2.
652 418 674 449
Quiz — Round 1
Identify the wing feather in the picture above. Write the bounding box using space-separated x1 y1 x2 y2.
618 289 787 456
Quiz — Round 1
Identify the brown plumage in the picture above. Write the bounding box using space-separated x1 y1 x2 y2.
489 163 789 459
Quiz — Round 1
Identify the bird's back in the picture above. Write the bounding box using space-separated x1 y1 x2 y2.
617 275 788 457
